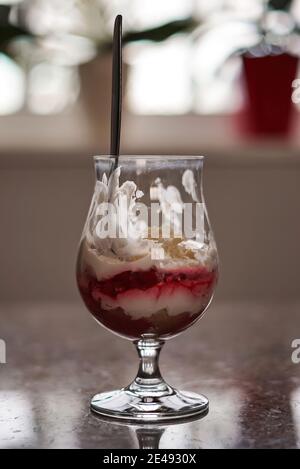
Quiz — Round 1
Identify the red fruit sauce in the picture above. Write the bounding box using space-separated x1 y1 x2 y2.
77 264 218 340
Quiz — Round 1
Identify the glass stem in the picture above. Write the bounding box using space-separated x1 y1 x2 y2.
126 336 172 397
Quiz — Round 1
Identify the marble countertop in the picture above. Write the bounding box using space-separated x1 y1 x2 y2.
0 300 299 449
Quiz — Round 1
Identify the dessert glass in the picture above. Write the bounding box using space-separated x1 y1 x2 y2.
77 155 218 422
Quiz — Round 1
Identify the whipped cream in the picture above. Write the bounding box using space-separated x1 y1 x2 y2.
83 166 217 280
81 237 217 281
86 167 148 259
182 169 199 202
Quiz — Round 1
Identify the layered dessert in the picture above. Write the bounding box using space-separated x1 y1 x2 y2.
77 168 218 340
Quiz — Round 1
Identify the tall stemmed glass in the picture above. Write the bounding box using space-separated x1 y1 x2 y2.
77 155 218 422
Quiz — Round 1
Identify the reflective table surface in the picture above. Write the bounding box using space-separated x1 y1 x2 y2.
0 300 299 449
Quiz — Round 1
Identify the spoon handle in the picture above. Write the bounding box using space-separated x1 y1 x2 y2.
110 14 123 165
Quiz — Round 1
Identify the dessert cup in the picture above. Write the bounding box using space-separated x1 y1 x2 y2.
77 155 218 422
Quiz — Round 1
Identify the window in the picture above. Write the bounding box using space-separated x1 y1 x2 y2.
1 0 300 118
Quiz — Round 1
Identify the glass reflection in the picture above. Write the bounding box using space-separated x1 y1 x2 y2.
159 387 243 449
92 386 242 449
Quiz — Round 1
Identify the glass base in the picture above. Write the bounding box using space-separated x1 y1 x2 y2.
90 387 209 423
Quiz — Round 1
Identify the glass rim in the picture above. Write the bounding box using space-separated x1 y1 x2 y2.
93 155 205 162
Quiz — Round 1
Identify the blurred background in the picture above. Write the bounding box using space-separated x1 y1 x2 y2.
1 0 300 302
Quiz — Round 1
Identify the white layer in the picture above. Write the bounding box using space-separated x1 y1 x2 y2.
98 286 210 319
81 239 153 279
82 239 217 281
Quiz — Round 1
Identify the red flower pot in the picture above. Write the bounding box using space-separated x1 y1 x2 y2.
240 53 298 136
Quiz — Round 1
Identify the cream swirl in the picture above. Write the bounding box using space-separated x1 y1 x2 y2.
86 167 149 259
85 167 217 272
